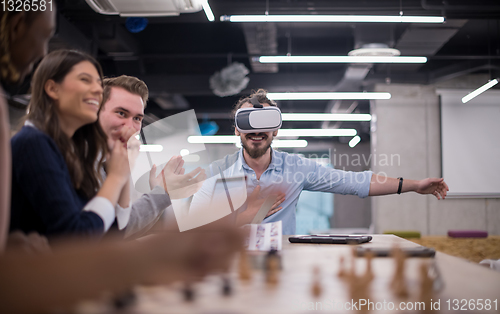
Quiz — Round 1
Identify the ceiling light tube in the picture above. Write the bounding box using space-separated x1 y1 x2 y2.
349 136 361 148
236 139 308 148
277 129 357 137
188 129 357 143
267 92 391 100
258 56 427 64
220 15 445 23
461 79 499 103
188 135 239 144
201 0 215 22
282 113 372 121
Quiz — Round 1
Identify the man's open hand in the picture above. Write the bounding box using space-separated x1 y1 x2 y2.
416 178 449 200
149 156 207 199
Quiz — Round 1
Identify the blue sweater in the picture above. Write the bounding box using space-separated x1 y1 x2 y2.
10 126 105 239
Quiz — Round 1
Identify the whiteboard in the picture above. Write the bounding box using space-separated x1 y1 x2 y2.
438 89 500 197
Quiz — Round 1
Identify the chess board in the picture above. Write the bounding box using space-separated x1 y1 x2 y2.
75 235 500 314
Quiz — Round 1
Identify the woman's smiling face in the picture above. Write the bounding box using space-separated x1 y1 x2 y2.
49 61 103 131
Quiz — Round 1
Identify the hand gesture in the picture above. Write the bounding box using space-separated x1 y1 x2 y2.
235 186 267 226
106 136 131 185
149 156 184 190
107 126 134 150
416 178 449 200
149 156 207 199
126 133 140 171
265 193 285 218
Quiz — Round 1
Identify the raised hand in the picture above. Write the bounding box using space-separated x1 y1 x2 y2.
149 156 184 190
149 156 207 199
107 126 136 151
106 136 131 185
415 178 449 200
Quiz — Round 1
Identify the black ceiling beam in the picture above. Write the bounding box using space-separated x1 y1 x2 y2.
428 60 500 84
50 13 93 53
141 71 346 96
99 53 500 61
363 72 430 85
421 0 500 11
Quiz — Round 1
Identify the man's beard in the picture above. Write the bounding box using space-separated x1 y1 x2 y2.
241 133 273 159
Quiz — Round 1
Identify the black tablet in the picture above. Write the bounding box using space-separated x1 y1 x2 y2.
288 235 372 244
356 246 436 257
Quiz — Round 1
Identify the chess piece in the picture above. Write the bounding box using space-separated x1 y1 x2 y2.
341 249 375 313
345 261 372 314
337 256 346 279
113 289 136 309
349 247 357 279
311 266 322 297
418 262 434 312
265 249 280 286
266 255 279 286
363 251 375 283
238 249 252 282
183 282 194 302
222 276 232 296
390 247 408 298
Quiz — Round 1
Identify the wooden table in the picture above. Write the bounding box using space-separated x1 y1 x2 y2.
76 235 500 313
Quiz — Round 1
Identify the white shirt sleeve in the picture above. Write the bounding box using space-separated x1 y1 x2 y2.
83 196 115 232
115 202 132 230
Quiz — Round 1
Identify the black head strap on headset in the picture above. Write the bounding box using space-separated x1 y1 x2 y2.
249 97 263 108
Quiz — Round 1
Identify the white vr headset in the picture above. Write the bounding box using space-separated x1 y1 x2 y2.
235 98 282 133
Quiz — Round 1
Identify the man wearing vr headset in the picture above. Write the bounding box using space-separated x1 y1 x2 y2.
190 89 449 235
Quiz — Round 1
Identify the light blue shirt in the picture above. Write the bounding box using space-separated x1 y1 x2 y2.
190 149 372 235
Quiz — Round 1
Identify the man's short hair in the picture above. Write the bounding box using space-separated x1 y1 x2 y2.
102 75 149 109
231 88 277 119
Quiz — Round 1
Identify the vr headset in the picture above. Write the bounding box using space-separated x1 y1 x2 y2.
235 97 282 133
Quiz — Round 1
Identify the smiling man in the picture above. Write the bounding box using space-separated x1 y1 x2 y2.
99 75 206 237
190 89 449 235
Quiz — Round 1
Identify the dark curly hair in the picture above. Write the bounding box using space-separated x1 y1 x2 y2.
231 88 278 119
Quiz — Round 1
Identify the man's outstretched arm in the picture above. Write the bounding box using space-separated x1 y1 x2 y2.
368 174 449 200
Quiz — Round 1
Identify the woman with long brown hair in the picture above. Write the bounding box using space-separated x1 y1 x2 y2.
10 49 132 239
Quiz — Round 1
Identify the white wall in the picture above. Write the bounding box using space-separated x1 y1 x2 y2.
371 81 500 235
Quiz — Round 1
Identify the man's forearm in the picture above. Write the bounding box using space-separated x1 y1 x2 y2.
368 174 419 196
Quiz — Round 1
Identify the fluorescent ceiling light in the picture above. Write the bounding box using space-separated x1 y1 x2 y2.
220 15 445 24
282 113 372 122
236 139 308 148
187 129 357 143
461 79 499 103
201 0 215 22
277 129 357 137
349 136 361 148
268 92 391 100
258 56 427 64
140 144 163 152
272 139 308 148
188 135 239 144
